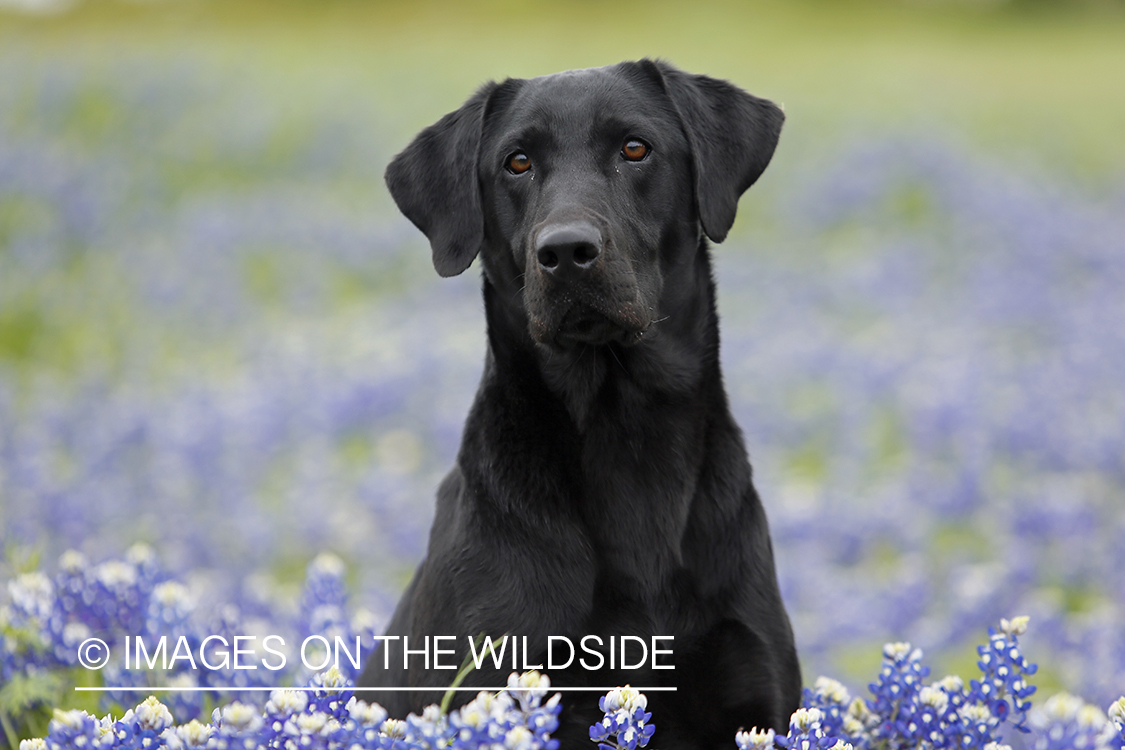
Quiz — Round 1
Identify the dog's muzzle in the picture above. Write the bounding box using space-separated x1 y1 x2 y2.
527 220 650 349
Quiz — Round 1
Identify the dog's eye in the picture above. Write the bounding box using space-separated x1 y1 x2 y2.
506 152 532 174
622 139 649 162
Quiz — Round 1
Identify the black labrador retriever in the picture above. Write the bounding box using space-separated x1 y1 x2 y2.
358 59 801 749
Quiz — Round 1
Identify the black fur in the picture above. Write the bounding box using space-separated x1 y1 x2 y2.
359 59 800 749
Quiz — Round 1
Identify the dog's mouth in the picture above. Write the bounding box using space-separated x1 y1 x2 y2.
537 302 649 349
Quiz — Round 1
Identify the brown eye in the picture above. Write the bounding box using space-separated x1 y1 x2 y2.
622 139 649 161
507 152 531 174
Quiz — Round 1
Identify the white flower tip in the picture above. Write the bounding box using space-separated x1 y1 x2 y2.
266 688 309 715
603 685 647 713
58 549 88 572
294 712 331 732
1108 696 1125 724
790 707 824 732
121 696 174 732
847 697 873 722
882 642 915 661
380 718 407 738
153 581 193 608
999 616 1029 637
50 708 93 731
1044 693 1085 722
10 572 54 609
937 675 965 693
919 686 950 712
813 676 850 704
1076 704 1108 730
350 607 381 632
94 560 137 588
958 703 993 724
842 716 865 736
346 696 389 726
309 552 347 578
505 725 533 749
509 669 550 690
172 719 212 745
736 727 776 750
219 701 262 731
126 542 156 565
316 664 348 690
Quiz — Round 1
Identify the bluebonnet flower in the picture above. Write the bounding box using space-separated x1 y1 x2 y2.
125 543 164 593
41 709 104 750
968 616 1038 732
909 683 957 748
265 687 310 716
342 695 389 728
209 701 266 745
589 686 656 750
306 664 355 720
451 689 515 747
507 671 562 750
7 572 56 625
6 646 1121 750
1028 693 1118 750
803 677 853 739
161 719 213 749
507 669 553 711
118 695 177 746
87 559 148 638
865 642 930 748
300 553 349 633
775 620 1078 750
775 707 842 750
736 726 776 750
1108 698 1125 750
146 581 194 634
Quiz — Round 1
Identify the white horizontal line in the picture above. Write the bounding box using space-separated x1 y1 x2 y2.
76 686 676 692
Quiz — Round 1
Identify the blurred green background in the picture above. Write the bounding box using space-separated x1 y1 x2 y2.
4 0 1125 175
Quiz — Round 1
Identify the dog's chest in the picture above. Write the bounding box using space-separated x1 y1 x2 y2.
574 409 702 589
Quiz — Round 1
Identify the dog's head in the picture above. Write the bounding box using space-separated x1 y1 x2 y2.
385 60 783 350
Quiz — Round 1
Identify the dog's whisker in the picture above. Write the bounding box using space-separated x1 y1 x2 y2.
607 344 626 373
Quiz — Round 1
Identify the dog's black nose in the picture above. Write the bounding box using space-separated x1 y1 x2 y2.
535 222 602 282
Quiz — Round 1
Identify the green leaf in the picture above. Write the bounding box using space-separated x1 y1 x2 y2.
0 671 64 716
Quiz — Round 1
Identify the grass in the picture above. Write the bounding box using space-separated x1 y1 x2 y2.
2 0 1124 177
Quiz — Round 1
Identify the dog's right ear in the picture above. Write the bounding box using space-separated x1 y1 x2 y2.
385 82 498 278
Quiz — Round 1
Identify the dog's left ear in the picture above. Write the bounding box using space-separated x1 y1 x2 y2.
385 82 498 278
646 60 784 244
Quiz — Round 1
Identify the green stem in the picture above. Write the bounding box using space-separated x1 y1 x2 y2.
440 632 503 715
0 708 19 750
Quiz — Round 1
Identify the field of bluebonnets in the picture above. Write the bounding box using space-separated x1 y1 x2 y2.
1 0 1124 746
